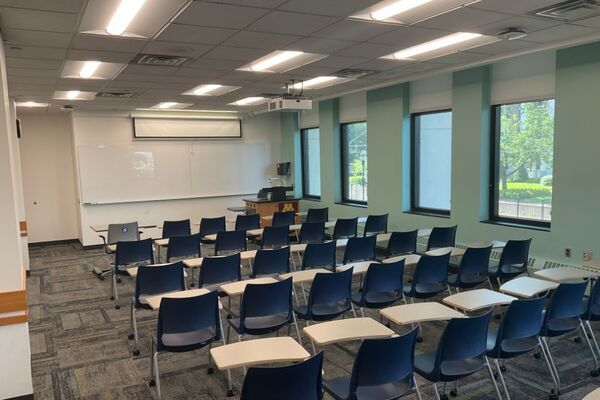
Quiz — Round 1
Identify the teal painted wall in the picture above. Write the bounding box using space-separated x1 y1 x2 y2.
279 41 600 264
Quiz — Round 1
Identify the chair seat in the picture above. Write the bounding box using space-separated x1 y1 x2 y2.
581 299 600 321
160 327 217 352
448 273 488 288
489 264 527 280
324 375 413 400
404 283 447 299
295 302 349 321
543 317 581 337
351 291 403 309
228 312 290 335
415 352 484 382
487 328 539 359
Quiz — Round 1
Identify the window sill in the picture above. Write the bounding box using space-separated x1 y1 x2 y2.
404 210 450 219
480 219 551 232
335 202 368 209
302 197 321 202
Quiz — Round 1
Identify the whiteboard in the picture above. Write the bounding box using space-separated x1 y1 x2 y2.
133 117 242 139
77 141 271 204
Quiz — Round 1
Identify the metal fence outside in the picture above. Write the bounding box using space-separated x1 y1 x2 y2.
498 199 551 221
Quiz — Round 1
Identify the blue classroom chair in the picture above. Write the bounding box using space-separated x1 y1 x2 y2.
199 216 226 243
129 262 185 356
235 214 260 231
386 230 418 257
294 269 355 323
302 241 337 271
363 213 388 237
214 229 247 255
112 238 154 309
261 225 290 249
298 221 325 244
199 253 242 291
332 217 358 240
272 211 296 227
448 245 492 292
166 233 201 287
404 252 451 301
415 311 502 399
149 291 223 399
306 207 328 223
582 278 600 376
251 247 291 278
240 352 324 400
324 328 420 400
95 221 139 279
352 260 406 316
489 238 532 285
161 219 191 238
342 235 377 264
425 225 457 251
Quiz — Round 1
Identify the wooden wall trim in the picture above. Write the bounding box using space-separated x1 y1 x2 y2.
19 220 27 237
0 312 28 326
0 268 28 325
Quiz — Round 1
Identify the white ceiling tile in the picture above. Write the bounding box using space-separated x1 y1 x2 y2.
71 35 148 53
278 0 380 17
524 24 599 43
350 58 407 72
4 28 72 48
188 57 243 70
470 0 561 16
55 80 107 90
574 15 600 29
222 31 302 50
174 68 225 79
0 0 84 13
287 64 340 76
247 10 338 36
8 67 58 77
121 64 180 76
141 41 214 58
312 19 396 41
471 38 540 55
473 16 562 36
5 45 67 60
368 26 449 47
157 24 237 44
8 75 56 84
416 7 511 31
6 57 63 70
209 0 287 7
0 7 78 33
67 49 136 63
175 2 270 28
309 55 368 69
282 37 356 53
334 42 398 58
429 51 490 65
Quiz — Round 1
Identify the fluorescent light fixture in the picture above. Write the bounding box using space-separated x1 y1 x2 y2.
16 101 48 108
106 0 146 36
230 97 266 106
250 51 303 72
290 76 354 90
66 90 80 100
150 102 193 109
157 102 177 109
193 84 222 96
183 84 241 97
371 0 432 20
79 61 101 79
392 32 481 60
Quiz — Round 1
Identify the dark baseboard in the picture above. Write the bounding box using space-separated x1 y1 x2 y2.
7 394 33 400
82 244 104 250
26 270 30 278
28 239 79 247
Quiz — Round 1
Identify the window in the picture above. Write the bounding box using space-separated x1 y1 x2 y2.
491 99 555 226
341 121 368 204
301 127 321 199
411 110 452 215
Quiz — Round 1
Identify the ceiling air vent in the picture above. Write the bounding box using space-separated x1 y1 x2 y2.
131 53 191 67
333 69 377 78
96 92 137 99
531 0 600 22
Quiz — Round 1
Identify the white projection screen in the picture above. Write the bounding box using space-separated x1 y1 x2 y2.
133 117 242 139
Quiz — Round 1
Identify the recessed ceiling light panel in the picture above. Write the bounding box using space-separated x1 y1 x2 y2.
229 97 268 106
238 51 327 73
351 0 477 24
53 91 97 101
16 101 49 108
151 102 193 109
61 60 126 80
183 84 241 97
290 76 355 90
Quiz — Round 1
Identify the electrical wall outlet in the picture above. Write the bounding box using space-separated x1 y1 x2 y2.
583 251 593 262
565 248 572 257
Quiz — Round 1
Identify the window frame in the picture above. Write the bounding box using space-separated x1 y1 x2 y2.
300 126 321 201
340 121 368 206
488 99 554 229
410 109 452 217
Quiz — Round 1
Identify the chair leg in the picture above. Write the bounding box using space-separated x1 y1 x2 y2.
484 356 503 400
207 342 214 374
433 383 442 400
581 320 600 371
226 324 231 344
488 278 494 290
413 377 423 400
538 338 560 396
300 282 308 304
153 351 161 399
587 321 600 365
218 311 226 345
350 303 357 318
541 337 561 393
131 302 140 356
494 359 511 400
293 314 302 344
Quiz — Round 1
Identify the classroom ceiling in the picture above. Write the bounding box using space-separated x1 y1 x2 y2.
4 0 600 114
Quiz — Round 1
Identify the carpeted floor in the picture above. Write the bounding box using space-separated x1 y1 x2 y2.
27 242 600 399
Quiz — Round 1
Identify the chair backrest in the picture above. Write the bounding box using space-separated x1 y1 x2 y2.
166 234 201 262
457 245 492 281
156 290 221 352
162 219 191 239
235 214 261 231
252 247 291 277
426 225 458 251
543 282 588 325
272 211 296 227
583 278 600 320
306 269 353 317
364 213 388 237
240 352 324 400
302 241 337 271
333 217 358 240
386 230 418 257
240 278 293 325
498 238 532 271
410 252 450 291
115 238 154 266
306 207 328 223
489 297 545 356
436 312 492 371
107 222 139 245
362 260 405 298
261 225 290 249
134 262 185 308
343 235 376 264
199 253 241 287
349 328 418 396
298 221 325 244
214 230 247 255
199 216 226 238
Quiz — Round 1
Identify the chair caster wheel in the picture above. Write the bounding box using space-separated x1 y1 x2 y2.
574 337 582 343
149 379 156 387
190 283 195 287
207 367 214 374
500 365 507 372
127 333 134 340
450 389 458 397
591 369 599 377
227 389 235 397
115 304 120 310
440 394 449 400
99 276 105 281
549 395 558 400
132 349 140 356
117 278 122 284
494 372 499 379
533 352 541 359
494 314 501 320
110 296 115 301
416 337 423 343
227 313 232 319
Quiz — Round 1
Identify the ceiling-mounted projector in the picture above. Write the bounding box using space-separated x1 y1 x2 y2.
267 79 313 112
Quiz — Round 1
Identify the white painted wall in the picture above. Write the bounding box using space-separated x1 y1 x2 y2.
71 111 283 246
19 113 79 243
